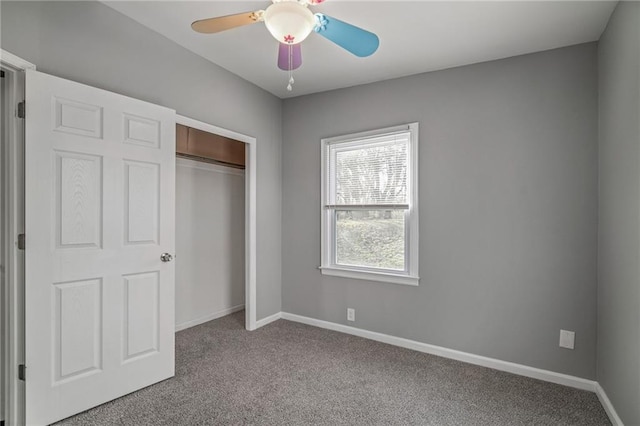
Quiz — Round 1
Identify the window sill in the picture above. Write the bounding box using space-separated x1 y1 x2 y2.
319 266 419 286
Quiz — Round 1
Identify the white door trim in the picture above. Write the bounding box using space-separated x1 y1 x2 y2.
0 50 35 71
0 49 33 426
175 115 258 331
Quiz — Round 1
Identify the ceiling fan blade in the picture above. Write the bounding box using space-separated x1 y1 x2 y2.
278 43 302 71
191 11 263 34
314 14 379 57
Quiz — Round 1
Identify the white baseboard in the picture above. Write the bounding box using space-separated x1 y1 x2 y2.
255 311 282 329
595 383 624 426
175 304 245 332
280 312 597 392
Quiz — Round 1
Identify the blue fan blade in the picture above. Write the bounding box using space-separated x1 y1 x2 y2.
314 14 379 57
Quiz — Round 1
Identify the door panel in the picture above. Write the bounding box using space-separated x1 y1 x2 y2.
123 271 160 362
124 161 160 244
54 278 103 382
25 69 175 425
56 152 103 248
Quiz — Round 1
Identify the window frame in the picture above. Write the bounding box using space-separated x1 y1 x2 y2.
320 123 419 286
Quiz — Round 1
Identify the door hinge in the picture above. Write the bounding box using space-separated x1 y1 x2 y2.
17 101 25 119
17 234 25 250
18 364 26 381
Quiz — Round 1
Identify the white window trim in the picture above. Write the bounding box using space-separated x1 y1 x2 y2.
320 123 419 286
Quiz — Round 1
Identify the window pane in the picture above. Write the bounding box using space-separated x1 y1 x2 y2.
332 136 408 205
335 210 405 271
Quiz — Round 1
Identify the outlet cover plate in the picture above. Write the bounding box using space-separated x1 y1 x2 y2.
559 330 575 349
347 308 355 322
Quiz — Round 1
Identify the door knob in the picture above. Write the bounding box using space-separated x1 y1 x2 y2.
160 253 174 262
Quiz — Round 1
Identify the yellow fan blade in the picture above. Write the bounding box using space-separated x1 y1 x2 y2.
191 11 264 34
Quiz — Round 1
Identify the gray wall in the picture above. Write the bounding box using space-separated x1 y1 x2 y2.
0 1 282 320
597 2 640 424
282 44 598 379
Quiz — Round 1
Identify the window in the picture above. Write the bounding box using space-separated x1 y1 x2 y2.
321 123 419 286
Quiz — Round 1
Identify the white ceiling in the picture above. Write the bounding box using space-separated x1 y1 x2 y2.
104 1 617 99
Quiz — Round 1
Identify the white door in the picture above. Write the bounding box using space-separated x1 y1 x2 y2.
24 70 176 425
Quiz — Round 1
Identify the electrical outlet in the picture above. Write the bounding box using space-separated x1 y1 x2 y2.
347 308 355 322
559 330 575 350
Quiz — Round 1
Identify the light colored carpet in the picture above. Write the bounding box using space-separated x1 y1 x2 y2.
57 311 610 425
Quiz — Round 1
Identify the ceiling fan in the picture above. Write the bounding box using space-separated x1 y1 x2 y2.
191 0 380 92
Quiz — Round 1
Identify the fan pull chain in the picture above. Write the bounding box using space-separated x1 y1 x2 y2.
287 44 295 92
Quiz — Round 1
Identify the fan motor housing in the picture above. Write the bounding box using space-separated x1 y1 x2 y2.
264 1 316 44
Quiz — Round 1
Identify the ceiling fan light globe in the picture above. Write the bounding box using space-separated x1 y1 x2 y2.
264 2 316 44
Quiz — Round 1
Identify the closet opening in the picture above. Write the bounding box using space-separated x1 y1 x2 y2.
174 120 254 331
